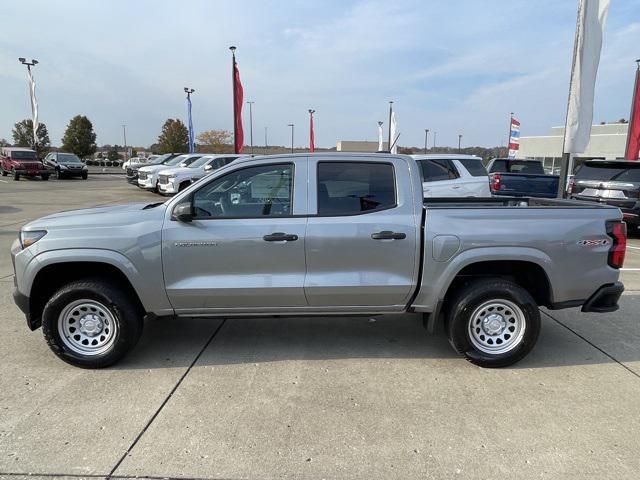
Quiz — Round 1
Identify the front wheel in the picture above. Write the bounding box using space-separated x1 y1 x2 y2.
42 279 143 368
41 174 50 181
12 169 19 181
446 278 540 368
56 170 64 180
81 172 88 180
1 169 6 176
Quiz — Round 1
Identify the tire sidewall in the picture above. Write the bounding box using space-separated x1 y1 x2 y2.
447 280 541 368
42 282 140 368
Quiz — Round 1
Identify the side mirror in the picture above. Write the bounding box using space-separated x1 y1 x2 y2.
172 202 194 222
204 164 213 171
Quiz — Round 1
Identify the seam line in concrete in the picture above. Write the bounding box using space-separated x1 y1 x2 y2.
0 474 238 480
542 310 640 379
106 318 227 478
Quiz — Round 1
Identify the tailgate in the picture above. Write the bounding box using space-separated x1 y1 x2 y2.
492 173 559 198
573 180 639 210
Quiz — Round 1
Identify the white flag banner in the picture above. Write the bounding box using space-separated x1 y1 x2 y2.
27 67 39 146
564 0 610 154
390 110 398 154
377 123 384 151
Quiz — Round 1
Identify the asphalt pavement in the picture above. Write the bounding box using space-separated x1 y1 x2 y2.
1 175 639 480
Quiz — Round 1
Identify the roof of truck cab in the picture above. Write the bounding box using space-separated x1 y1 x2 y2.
411 154 482 160
233 152 411 164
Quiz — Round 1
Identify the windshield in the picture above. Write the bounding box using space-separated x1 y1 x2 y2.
575 164 640 182
151 154 172 165
11 151 37 160
165 155 189 166
188 156 213 168
58 153 82 163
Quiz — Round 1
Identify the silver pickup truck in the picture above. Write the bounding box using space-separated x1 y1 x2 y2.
11 153 626 368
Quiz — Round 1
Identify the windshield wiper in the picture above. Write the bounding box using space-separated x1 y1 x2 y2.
142 202 164 210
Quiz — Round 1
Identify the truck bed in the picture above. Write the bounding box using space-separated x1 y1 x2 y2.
424 196 613 209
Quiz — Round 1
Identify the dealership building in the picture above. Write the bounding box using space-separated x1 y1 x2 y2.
517 123 629 174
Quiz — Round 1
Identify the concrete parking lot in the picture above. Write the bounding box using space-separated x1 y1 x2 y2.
1 175 640 480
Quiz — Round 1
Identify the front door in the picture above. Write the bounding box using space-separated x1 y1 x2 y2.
304 158 420 308
162 161 308 314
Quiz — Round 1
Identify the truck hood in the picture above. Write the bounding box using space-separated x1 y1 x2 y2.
139 164 173 174
23 202 167 231
158 166 195 176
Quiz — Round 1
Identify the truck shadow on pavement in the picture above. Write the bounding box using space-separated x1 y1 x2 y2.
114 295 640 371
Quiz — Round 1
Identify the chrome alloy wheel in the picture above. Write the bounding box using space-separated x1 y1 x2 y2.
468 299 526 355
58 299 117 356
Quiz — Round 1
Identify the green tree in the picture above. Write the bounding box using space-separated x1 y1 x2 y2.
0 138 9 147
157 118 188 154
12 119 51 157
107 148 121 161
61 115 97 159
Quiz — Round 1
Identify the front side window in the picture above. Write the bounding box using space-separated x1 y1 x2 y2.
193 164 293 218
317 162 396 215
419 159 459 182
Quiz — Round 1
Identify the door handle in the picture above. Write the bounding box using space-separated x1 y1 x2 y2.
263 232 298 242
371 231 407 240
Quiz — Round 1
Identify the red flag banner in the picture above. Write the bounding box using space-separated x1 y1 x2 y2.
626 66 640 160
233 60 244 154
309 113 315 152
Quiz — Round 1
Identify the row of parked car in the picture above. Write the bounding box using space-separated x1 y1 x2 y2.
125 153 245 194
1 147 89 180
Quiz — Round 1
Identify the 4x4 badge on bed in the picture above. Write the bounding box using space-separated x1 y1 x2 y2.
577 239 609 246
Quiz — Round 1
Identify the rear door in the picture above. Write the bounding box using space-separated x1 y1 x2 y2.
418 158 462 197
304 157 420 308
452 159 490 196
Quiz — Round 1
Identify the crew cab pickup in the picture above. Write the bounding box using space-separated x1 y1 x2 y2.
11 153 625 369
1 147 49 181
488 158 559 198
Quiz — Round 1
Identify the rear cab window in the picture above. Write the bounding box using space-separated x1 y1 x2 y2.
317 162 396 215
418 159 459 182
490 160 545 174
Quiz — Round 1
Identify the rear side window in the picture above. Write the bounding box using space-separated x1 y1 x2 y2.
457 158 487 177
418 159 459 182
575 164 640 182
317 162 396 215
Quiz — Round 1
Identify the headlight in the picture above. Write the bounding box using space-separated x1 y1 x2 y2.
20 230 47 249
167 174 176 179
82 165 88 171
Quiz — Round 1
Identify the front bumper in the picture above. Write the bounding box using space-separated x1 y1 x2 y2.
137 176 156 190
158 179 179 195
14 169 46 177
581 282 624 313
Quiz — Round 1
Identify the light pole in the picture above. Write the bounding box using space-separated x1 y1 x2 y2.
264 126 268 152
184 87 195 153
458 134 462 152
18 57 39 150
288 124 294 153
433 131 437 149
122 125 127 163
424 129 429 154
246 101 254 154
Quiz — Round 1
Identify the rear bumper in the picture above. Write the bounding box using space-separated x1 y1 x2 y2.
581 282 624 313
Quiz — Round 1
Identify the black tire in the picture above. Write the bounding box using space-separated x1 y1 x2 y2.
12 169 19 181
42 279 143 368
81 172 88 180
1 169 6 176
56 169 64 180
178 181 190 192
41 174 50 181
445 278 540 368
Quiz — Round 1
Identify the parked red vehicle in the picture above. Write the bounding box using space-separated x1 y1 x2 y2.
1 147 50 181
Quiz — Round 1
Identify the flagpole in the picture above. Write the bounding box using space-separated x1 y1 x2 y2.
230 46 238 154
308 109 315 153
624 59 640 159
507 112 513 158
387 101 393 152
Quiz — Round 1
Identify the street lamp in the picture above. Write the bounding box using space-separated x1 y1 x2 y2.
265 126 268 152
287 124 294 153
184 87 195 153
122 125 127 163
458 134 462 152
433 131 437 149
18 58 39 150
246 101 255 154
424 129 429 154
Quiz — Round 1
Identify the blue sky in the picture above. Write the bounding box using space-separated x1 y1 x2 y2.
1 0 638 149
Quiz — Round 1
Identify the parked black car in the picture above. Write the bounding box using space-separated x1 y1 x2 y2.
570 160 640 228
126 153 181 184
43 152 88 179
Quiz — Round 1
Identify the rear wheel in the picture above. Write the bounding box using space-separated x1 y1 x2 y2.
446 278 540 368
42 279 143 368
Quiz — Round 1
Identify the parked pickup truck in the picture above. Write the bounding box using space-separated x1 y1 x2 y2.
1 147 50 181
11 153 625 369
488 158 559 198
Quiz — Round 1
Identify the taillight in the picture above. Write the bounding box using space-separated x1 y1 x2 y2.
606 220 627 269
490 173 501 192
567 178 575 194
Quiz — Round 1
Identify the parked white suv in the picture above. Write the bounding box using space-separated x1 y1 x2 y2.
137 154 203 192
157 155 242 195
411 154 490 197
